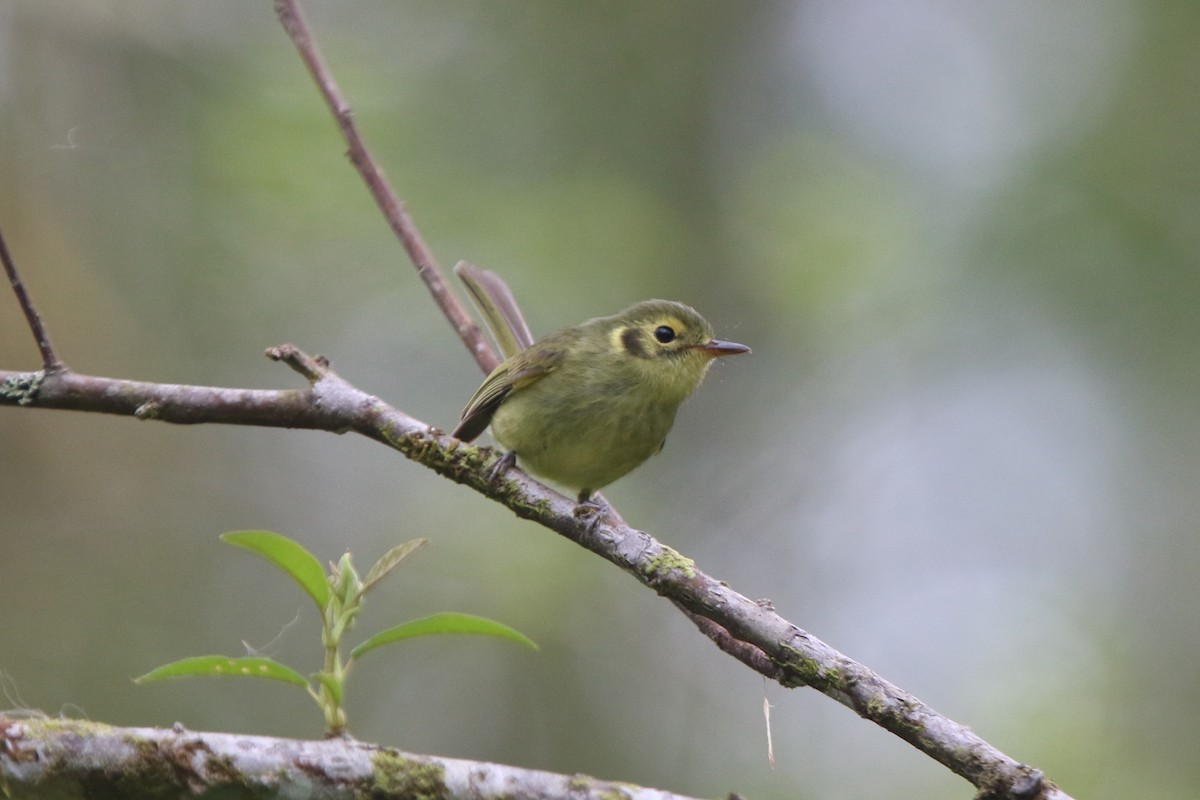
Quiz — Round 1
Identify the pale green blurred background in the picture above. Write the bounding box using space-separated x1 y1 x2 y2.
2 2 1198 798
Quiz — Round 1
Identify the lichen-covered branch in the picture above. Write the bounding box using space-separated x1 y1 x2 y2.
0 717 701 800
0 356 1071 800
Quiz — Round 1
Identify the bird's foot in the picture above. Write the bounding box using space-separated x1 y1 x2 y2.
573 491 609 533
487 450 517 484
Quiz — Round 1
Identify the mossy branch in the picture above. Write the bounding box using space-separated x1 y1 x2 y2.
0 354 1068 800
0 717 704 800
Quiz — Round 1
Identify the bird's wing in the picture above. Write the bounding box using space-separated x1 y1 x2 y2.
455 261 536 358
452 347 563 442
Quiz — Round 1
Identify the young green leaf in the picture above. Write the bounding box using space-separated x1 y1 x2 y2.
221 530 330 611
135 656 309 688
361 538 429 594
331 552 362 604
350 612 538 661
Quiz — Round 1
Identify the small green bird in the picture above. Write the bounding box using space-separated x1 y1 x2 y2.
453 298 750 505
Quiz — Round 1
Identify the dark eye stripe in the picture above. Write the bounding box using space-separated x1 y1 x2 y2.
620 326 648 358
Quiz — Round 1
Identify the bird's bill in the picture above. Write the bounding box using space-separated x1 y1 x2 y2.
696 339 751 357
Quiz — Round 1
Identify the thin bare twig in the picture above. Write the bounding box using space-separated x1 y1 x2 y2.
0 223 62 372
272 0 498 374
673 601 786 684
271 0 616 531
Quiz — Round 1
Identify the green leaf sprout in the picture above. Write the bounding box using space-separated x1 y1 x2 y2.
136 531 536 736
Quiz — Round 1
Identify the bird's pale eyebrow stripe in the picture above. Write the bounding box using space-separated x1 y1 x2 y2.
661 316 687 335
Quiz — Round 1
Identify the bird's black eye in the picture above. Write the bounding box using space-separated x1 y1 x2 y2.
653 325 676 344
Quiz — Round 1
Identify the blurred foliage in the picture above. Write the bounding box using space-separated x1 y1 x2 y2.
3 2 1200 799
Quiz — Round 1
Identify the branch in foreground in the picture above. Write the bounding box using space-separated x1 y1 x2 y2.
0 356 1070 800
0 717 703 800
